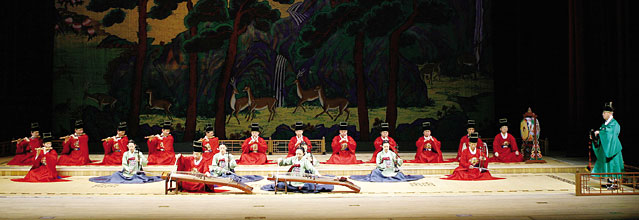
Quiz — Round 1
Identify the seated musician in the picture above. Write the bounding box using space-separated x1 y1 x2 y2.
99 122 129 165
350 140 424 182
287 121 313 157
89 141 162 184
58 120 92 165
488 118 523 163
176 141 213 192
456 120 484 161
207 143 263 183
147 121 176 165
8 123 42 165
366 123 397 163
412 122 443 163
324 122 362 164
238 123 268 165
261 147 334 193
12 132 69 182
200 123 219 165
443 133 502 181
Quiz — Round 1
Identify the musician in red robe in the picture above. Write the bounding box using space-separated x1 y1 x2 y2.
199 123 219 165
8 123 42 165
176 141 213 192
99 122 129 165
287 121 312 157
366 123 398 163
489 118 523 163
457 120 484 161
238 123 268 165
12 132 69 182
444 133 501 180
147 121 177 165
413 122 444 163
325 122 362 164
58 120 92 165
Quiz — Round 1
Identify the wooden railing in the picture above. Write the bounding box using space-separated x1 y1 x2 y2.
218 137 326 155
482 137 548 155
575 170 639 196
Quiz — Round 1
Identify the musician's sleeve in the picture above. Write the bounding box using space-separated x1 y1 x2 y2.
390 138 398 152
375 152 384 169
258 138 268 153
121 152 128 168
600 122 622 158
147 138 157 154
492 134 500 153
229 154 237 170
278 156 293 166
304 137 313 151
241 139 250 153
331 137 341 152
140 152 148 167
395 152 403 166
287 137 297 154
347 137 357 154
509 134 518 152
102 140 113 155
304 160 319 176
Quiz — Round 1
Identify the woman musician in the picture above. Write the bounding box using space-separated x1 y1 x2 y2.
207 143 263 183
261 147 334 193
350 140 424 182
89 141 162 184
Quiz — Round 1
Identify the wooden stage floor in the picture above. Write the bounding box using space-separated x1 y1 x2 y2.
0 153 636 219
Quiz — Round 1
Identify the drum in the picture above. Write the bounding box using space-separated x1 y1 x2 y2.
520 117 540 141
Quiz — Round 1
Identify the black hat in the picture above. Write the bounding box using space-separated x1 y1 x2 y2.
603 101 614 112
251 123 260 132
162 121 172 130
74 120 84 129
422 122 431 131
193 141 203 152
117 121 127 131
466 120 476 129
295 121 304 131
498 118 508 127
30 122 40 132
380 123 389 132
469 132 479 143
42 132 53 143
339 122 348 130
204 123 214 132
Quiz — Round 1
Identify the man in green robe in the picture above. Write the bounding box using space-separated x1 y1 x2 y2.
591 102 624 188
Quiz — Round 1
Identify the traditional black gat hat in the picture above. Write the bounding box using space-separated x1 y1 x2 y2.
117 121 127 131
469 132 479 143
339 122 348 130
74 120 84 129
30 122 40 133
466 120 476 129
295 121 304 131
251 123 260 132
162 121 172 130
204 123 214 132
193 141 203 152
603 101 614 112
380 123 389 132
422 122 431 131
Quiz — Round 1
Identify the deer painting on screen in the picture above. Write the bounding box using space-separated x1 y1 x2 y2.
226 78 250 125
314 85 350 121
83 82 117 110
244 86 277 122
145 89 173 120
293 69 319 114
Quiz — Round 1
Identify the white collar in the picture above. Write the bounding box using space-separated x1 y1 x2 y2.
605 116 613 125
381 136 388 141
501 132 508 139
469 147 477 155
340 135 348 141
251 136 259 141
194 157 203 165
423 136 432 141
296 135 303 140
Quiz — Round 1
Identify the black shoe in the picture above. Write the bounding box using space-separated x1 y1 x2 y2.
607 185 619 190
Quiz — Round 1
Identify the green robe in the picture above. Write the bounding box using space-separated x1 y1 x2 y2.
278 156 319 187
592 118 624 177
209 152 237 177
376 150 403 177
122 151 148 178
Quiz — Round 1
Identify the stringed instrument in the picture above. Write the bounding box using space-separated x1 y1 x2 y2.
267 173 361 193
161 171 253 194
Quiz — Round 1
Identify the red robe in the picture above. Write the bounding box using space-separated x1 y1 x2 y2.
177 155 213 192
147 135 176 165
58 134 92 165
324 135 362 164
201 136 219 165
366 136 397 163
238 137 268 165
8 138 42 165
444 146 502 180
12 150 69 182
413 136 444 163
456 135 484 161
287 136 312 157
99 136 129 165
489 133 523 163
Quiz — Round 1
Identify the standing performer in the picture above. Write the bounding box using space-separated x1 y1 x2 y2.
413 122 444 163
351 140 424 182
89 141 162 184
444 133 501 180
489 118 523 163
99 122 129 165
325 122 361 164
238 123 268 165
457 120 484 161
8 123 42 165
366 123 398 163
591 102 624 189
176 141 213 192
287 121 312 157
147 121 176 165
58 120 92 165
208 143 263 182
12 132 69 182
200 123 219 165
